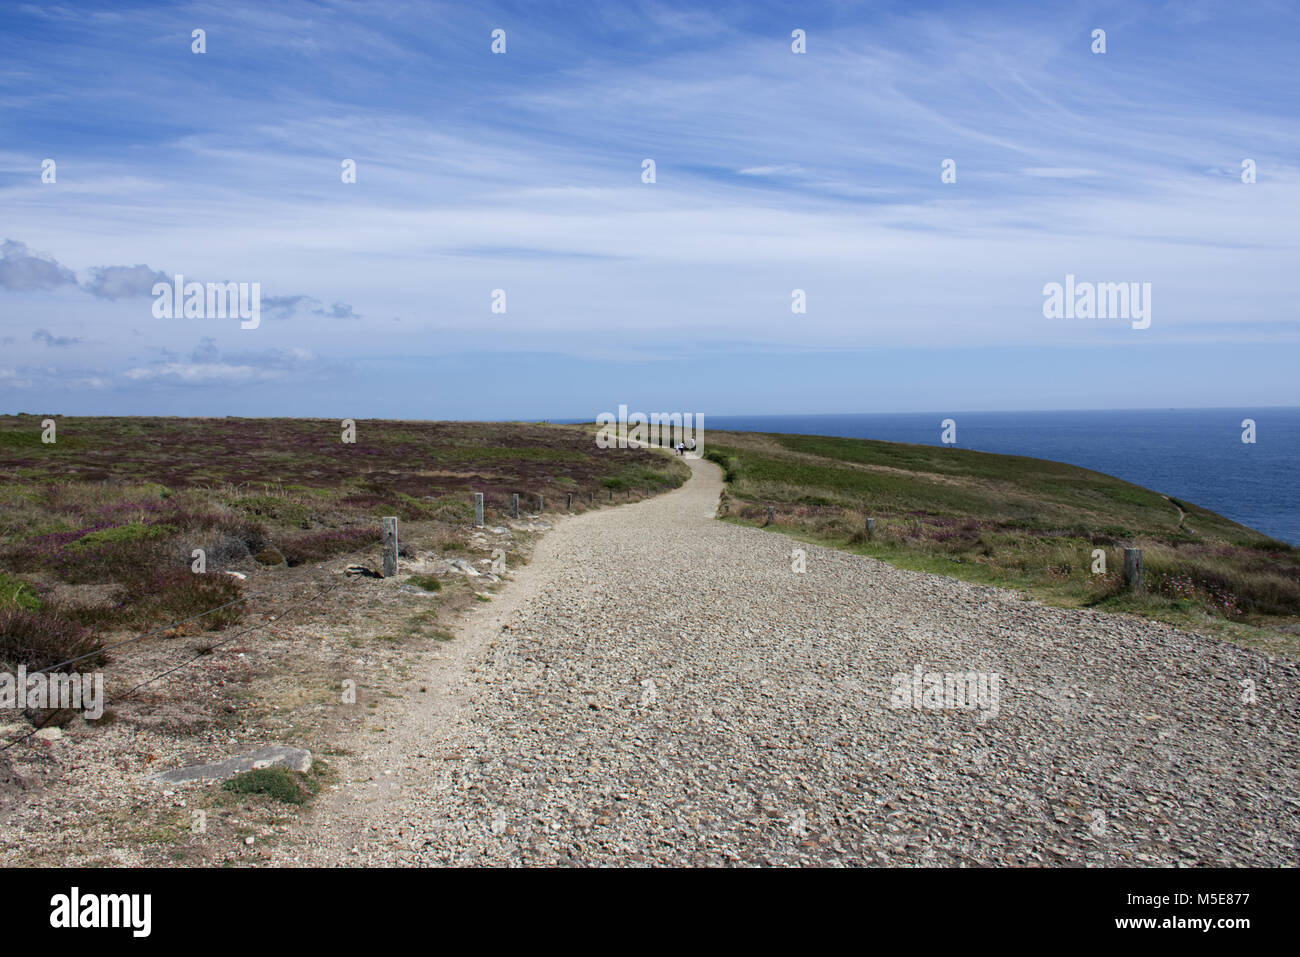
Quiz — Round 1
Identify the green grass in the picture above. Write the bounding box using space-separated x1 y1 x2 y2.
0 572 42 611
407 575 442 592
708 430 1300 654
71 521 175 549
221 767 311 805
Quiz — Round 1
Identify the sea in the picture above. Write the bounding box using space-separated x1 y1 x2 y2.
695 409 1299 546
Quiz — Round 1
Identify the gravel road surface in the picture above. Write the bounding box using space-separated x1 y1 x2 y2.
273 457 1298 866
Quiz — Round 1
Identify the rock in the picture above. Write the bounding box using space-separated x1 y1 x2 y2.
33 726 63 743
0 753 29 790
398 584 437 596
420 558 482 577
150 744 312 784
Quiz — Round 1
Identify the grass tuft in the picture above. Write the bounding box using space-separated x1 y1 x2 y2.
222 766 310 804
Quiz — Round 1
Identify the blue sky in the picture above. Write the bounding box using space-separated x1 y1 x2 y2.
1 0 1297 418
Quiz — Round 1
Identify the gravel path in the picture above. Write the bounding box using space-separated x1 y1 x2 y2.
273 457 1299 866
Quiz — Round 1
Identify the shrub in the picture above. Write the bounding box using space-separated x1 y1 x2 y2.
231 495 313 526
704 448 738 484
277 527 382 566
115 568 246 631
0 609 103 672
201 533 252 568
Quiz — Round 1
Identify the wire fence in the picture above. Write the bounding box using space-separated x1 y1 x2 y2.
1 482 649 755
0 533 386 754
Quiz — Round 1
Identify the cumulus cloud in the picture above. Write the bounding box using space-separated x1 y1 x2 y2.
0 364 106 390
0 240 77 291
124 362 271 385
124 341 345 385
191 337 220 363
262 294 314 320
81 263 170 299
261 294 363 320
1 241 361 324
318 301 361 319
32 328 83 347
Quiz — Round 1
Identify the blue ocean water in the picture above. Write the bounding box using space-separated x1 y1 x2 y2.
700 409 1299 546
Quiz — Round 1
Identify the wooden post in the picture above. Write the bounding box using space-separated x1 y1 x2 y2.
609 489 613 502
589 491 594 505
382 517 398 578
537 493 544 512
474 492 484 527
866 518 876 538
1124 548 1144 591
512 493 519 519
567 492 573 510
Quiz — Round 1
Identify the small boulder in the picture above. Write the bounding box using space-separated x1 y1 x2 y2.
34 726 63 746
150 744 312 784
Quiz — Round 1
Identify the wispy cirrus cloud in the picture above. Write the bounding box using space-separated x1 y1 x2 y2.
1 0 1297 415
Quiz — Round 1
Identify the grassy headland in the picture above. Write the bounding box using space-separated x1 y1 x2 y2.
0 415 687 670
704 430 1299 654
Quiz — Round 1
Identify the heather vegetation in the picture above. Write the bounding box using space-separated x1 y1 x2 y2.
707 431 1300 651
0 415 687 671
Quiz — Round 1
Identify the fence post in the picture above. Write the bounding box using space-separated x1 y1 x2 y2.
474 492 484 527
1123 547 1144 591
382 516 398 577
537 493 544 512
589 491 594 505
512 493 519 519
567 492 573 510
609 489 613 502
766 506 774 526
866 517 876 538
